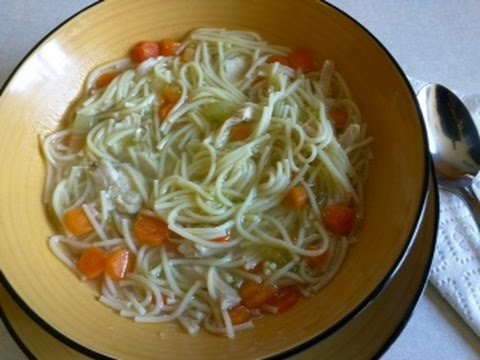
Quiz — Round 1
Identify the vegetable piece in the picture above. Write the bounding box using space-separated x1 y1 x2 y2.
95 71 118 88
159 38 180 56
203 101 237 123
266 55 290 66
322 204 356 236
257 246 290 267
132 41 160 63
284 185 308 210
230 123 253 141
288 48 315 72
228 305 251 325
159 85 182 121
266 285 301 313
240 281 278 309
306 247 332 272
133 214 169 246
77 247 107 280
105 248 135 281
63 207 94 237
329 107 349 129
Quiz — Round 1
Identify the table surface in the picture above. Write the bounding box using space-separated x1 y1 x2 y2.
1 1 480 359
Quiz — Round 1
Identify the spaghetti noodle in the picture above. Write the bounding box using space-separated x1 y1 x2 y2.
41 28 372 338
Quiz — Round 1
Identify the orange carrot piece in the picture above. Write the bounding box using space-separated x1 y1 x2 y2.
266 285 301 313
306 247 332 271
329 107 349 129
132 41 160 63
133 214 169 246
159 38 180 56
230 123 253 141
284 186 309 210
322 204 356 236
240 281 278 309
77 247 107 280
63 207 94 237
159 102 176 121
105 248 134 281
229 305 252 325
288 48 315 72
95 71 118 88
159 86 182 121
266 55 290 66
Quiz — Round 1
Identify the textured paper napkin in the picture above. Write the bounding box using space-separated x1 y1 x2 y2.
410 78 480 338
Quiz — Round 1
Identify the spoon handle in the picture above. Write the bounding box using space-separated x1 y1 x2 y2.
455 184 480 232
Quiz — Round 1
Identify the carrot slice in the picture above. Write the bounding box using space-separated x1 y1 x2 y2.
134 214 169 246
329 107 349 130
288 48 315 72
266 285 301 313
284 186 309 210
266 55 290 66
132 41 160 63
159 86 182 121
159 38 180 56
230 123 253 141
77 247 107 280
105 248 135 281
306 247 332 271
228 305 251 325
240 281 278 309
95 71 118 88
322 204 356 236
63 207 94 237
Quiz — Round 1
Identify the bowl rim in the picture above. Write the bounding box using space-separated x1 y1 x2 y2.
0 0 432 358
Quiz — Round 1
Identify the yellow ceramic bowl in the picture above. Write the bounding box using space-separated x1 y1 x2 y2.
0 0 429 358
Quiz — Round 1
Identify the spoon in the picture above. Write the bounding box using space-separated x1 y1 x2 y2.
418 83 480 230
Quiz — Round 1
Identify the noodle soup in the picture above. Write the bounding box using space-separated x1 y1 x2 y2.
41 28 372 338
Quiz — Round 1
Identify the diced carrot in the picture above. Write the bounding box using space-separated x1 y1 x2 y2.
159 102 176 121
105 248 135 281
77 247 107 280
266 285 301 313
240 281 278 309
95 71 118 88
267 55 290 66
212 234 230 243
322 204 356 236
63 207 94 237
288 48 315 72
181 44 196 62
159 86 182 121
329 107 349 129
159 38 180 56
306 246 332 271
284 186 309 210
228 305 252 325
133 214 169 246
230 123 253 141
132 41 160 63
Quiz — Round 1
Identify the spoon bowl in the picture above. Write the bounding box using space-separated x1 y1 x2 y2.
418 83 480 228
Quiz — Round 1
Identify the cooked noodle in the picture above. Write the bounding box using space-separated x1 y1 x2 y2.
41 28 372 338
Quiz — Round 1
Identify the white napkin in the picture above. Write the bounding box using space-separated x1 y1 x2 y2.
410 78 480 338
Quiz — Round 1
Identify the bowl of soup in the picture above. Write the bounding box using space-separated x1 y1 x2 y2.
0 0 429 358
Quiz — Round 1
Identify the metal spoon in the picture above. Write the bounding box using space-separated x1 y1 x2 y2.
418 83 480 230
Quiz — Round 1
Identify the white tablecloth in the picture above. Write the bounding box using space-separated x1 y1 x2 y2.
1 1 480 359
